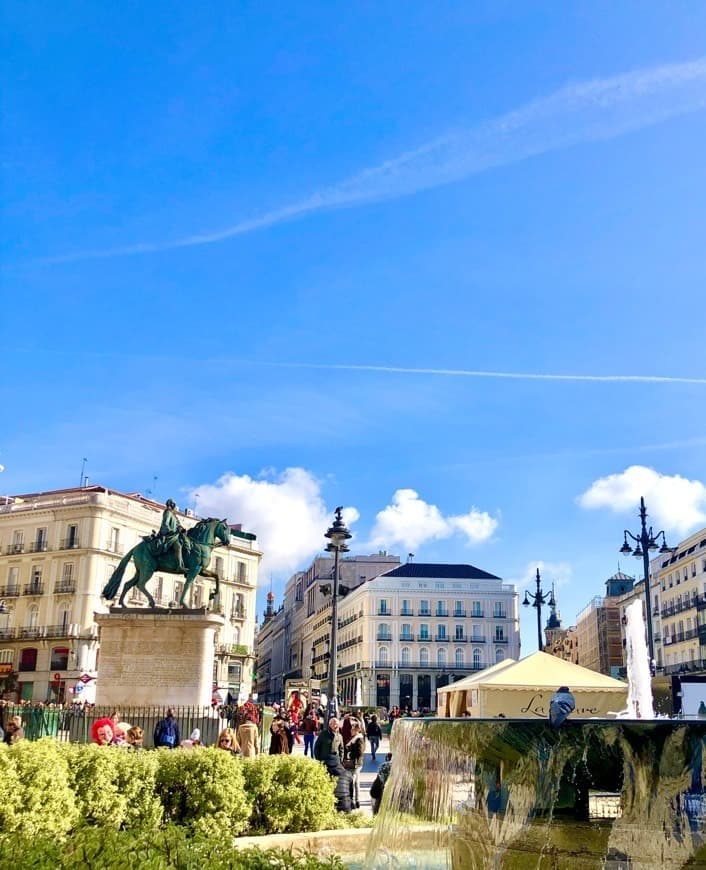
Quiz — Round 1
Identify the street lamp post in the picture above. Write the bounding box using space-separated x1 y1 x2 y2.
324 506 351 720
619 496 675 670
523 568 555 652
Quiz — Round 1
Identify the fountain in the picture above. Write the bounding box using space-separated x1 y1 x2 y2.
364 607 706 868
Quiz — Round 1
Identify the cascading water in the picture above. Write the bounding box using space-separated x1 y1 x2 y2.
623 598 655 719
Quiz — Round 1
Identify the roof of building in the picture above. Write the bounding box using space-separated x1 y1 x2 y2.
607 571 634 581
380 562 501 580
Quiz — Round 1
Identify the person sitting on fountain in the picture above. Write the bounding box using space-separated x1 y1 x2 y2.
549 686 575 729
160 499 187 573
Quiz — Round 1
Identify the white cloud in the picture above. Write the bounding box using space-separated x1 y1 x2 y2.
578 465 706 535
187 468 358 582
369 488 498 551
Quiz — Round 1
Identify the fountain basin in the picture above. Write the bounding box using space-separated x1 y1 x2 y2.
365 717 706 869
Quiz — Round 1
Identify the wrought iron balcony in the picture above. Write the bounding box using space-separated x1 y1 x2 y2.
59 538 80 550
19 626 42 638
29 541 49 553
54 582 76 594
436 609 449 617
377 633 393 642
470 636 486 643
494 636 508 644
0 585 20 597
0 627 16 640
44 624 71 638
453 609 467 617
7 543 25 555
435 635 450 642
471 610 484 618
23 583 44 596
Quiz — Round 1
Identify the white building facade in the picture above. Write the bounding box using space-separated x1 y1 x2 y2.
0 486 261 704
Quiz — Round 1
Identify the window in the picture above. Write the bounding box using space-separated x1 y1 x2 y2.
379 599 390 615
30 565 42 589
495 626 505 642
436 601 447 616
19 648 37 672
62 563 74 584
454 600 465 616
378 623 392 640
238 562 247 583
400 623 413 641
496 649 505 664
25 606 39 629
192 585 202 608
455 648 464 667
50 647 70 670
109 527 120 552
437 648 447 667
472 625 483 640
692 562 697 578
401 647 411 666
296 581 303 602
58 604 71 629
228 662 242 685
455 624 465 641
35 527 48 551
174 581 183 604
419 623 430 640
11 530 24 554
66 524 78 548
493 602 505 618
378 647 389 666
155 576 163 603
472 648 482 669
401 599 412 616
232 626 241 644
7 566 19 591
419 600 430 616
437 625 447 640
669 574 673 588
419 648 430 666
471 601 482 617
684 568 689 582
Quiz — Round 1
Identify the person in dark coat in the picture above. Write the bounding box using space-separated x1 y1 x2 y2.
549 686 575 729
366 714 382 761
314 717 344 766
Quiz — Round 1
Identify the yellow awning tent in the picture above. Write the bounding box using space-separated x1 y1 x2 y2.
436 651 628 719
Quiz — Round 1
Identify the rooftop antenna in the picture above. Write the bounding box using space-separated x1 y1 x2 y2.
79 458 88 487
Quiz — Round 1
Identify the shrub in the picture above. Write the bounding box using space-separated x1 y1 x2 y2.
155 747 251 836
241 754 338 834
0 825 347 870
64 744 162 831
0 738 78 841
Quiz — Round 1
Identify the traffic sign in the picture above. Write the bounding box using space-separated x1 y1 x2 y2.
53 672 62 681
78 673 94 684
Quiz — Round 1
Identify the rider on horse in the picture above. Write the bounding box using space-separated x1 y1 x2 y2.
160 499 187 574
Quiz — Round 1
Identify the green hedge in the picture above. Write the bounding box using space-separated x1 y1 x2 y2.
0 741 341 846
1 826 346 870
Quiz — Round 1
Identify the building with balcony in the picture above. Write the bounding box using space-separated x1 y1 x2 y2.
0 485 261 703
656 527 706 675
256 558 519 711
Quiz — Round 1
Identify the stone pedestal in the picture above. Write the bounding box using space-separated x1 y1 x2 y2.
94 608 224 707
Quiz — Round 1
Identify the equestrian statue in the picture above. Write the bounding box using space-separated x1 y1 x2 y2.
102 500 230 609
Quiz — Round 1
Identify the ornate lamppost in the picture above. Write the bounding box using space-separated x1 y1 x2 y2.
523 568 555 651
619 496 675 670
324 507 351 719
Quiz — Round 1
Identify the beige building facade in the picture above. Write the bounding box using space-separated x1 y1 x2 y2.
256 558 520 711
656 527 706 675
0 485 261 704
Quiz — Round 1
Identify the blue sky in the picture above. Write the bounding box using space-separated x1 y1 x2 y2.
2 2 706 653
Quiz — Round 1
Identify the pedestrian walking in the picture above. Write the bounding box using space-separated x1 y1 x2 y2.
366 713 382 761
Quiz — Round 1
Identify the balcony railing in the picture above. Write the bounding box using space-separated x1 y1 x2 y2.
29 541 49 553
19 626 42 639
0 585 20 597
454 634 468 643
230 608 246 620
44 624 71 639
54 582 76 594
23 583 44 596
435 635 450 642
453 609 467 618
493 611 507 619
471 610 484 618
7 543 25 555
470 636 486 643
400 635 414 643
436 609 449 617
377 609 391 616
104 541 123 555
60 538 80 550
401 610 414 617
494 637 508 644
377 634 393 642
418 610 431 617
0 627 16 640
417 634 431 642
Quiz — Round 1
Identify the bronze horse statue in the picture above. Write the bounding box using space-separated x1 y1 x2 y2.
102 517 230 608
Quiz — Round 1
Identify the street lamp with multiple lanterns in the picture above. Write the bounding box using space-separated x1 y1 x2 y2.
619 496 675 670
323 506 352 720
523 568 555 652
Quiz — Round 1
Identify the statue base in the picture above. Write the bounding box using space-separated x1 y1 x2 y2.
94 608 225 707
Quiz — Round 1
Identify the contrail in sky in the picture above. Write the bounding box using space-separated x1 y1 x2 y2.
271 361 706 385
49 56 706 263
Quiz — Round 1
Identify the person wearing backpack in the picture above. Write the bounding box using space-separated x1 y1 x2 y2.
154 708 180 748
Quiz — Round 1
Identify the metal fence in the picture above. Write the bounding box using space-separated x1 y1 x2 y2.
0 704 270 748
